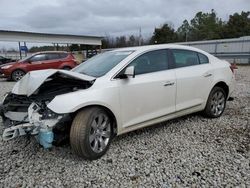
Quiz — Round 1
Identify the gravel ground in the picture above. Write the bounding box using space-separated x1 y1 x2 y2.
0 66 249 187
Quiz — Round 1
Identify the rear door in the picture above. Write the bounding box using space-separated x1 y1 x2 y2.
117 49 176 128
45 53 62 69
170 49 213 111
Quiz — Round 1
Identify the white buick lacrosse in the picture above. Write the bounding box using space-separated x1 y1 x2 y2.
1 44 236 159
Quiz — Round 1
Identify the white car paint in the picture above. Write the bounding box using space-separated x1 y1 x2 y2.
117 69 176 128
12 69 95 96
175 63 213 111
11 44 235 135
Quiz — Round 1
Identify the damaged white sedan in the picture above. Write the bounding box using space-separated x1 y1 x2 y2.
0 44 236 160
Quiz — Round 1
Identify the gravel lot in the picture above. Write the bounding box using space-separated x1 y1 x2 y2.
0 66 249 187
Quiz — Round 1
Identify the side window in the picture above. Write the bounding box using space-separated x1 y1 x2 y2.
129 50 168 75
47 53 60 60
198 53 209 64
172 49 199 68
30 54 47 62
59 53 68 58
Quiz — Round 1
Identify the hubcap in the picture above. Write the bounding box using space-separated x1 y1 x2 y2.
210 91 225 116
13 70 25 81
89 113 111 153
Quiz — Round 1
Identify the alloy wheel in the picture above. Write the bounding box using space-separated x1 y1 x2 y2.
210 91 225 116
89 113 111 153
12 70 25 81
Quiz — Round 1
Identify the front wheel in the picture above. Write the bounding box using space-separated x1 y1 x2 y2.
11 70 25 81
203 87 226 118
70 107 113 160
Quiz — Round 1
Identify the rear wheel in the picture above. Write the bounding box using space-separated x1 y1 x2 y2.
70 107 112 160
11 70 25 81
203 87 226 118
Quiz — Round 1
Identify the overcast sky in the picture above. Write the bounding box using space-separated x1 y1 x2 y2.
0 0 249 49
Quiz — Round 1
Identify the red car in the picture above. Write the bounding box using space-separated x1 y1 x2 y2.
0 51 78 81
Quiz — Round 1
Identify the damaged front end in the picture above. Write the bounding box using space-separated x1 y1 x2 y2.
1 99 63 148
0 69 95 148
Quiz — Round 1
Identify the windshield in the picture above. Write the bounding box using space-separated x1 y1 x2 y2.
73 51 133 77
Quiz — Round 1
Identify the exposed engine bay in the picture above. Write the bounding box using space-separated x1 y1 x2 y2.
0 70 94 148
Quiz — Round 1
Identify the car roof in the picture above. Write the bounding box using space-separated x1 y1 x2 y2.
112 44 208 55
34 51 68 55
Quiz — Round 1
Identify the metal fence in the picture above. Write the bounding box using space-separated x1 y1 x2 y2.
178 36 250 64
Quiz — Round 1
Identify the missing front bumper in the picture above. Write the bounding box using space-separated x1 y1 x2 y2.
2 123 36 141
2 123 54 149
1 102 64 149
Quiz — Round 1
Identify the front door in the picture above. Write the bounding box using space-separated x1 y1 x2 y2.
27 54 48 71
117 49 176 128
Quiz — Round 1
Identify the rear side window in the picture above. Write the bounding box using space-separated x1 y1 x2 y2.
30 54 47 62
59 53 68 58
198 53 209 64
129 49 168 75
46 53 60 60
172 49 199 68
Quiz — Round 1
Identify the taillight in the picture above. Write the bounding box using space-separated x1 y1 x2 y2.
230 63 237 73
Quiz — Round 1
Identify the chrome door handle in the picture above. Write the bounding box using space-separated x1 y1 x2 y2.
164 81 175 86
203 73 212 77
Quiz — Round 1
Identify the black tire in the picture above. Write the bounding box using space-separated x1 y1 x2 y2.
70 107 113 160
11 69 25 81
203 86 226 118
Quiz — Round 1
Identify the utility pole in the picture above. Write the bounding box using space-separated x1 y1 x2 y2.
139 27 142 46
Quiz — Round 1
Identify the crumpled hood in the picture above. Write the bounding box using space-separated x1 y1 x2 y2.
12 69 96 96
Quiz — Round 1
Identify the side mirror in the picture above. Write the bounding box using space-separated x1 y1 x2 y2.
123 66 135 78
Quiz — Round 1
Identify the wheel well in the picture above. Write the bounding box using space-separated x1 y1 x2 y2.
62 66 71 69
11 69 26 74
11 69 26 78
75 105 118 136
214 82 229 98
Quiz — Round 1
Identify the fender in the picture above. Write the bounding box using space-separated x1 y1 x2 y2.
204 75 233 106
47 87 122 128
58 62 73 69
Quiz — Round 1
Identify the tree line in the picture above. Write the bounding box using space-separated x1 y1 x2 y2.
103 10 250 48
28 10 250 52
